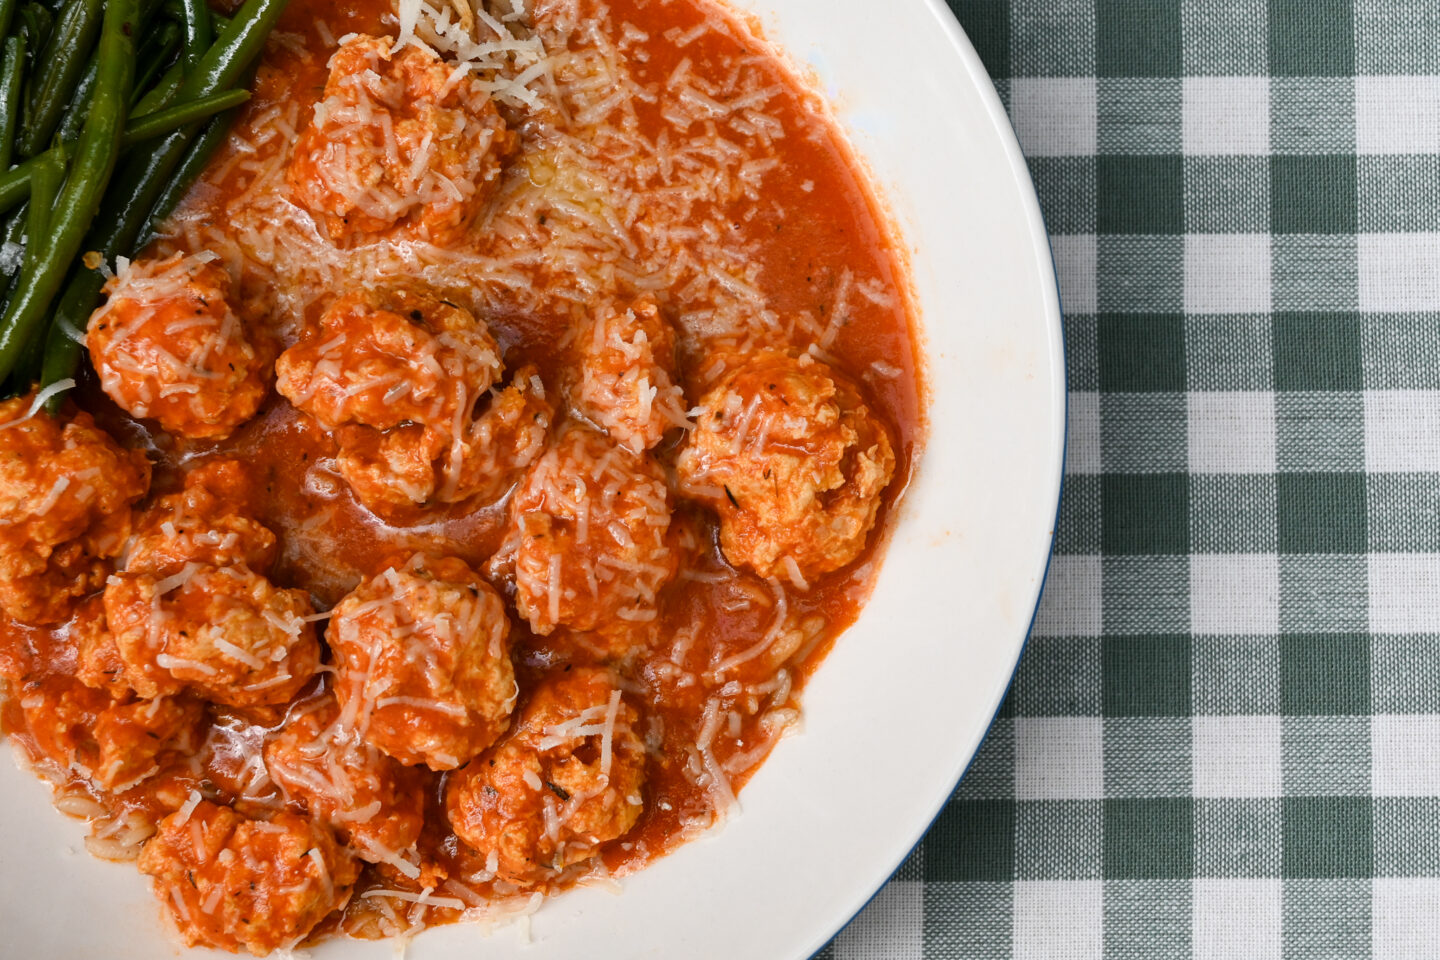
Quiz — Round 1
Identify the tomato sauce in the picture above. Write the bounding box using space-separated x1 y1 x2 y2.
0 0 924 946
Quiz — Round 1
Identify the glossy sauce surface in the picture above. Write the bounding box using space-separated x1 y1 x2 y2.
0 0 923 943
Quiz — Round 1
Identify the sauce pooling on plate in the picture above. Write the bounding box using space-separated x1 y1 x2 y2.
0 0 923 951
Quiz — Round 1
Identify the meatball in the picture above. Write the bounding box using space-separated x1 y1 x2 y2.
85 252 270 439
332 421 447 509
570 297 686 452
73 593 131 695
16 674 203 791
122 459 275 578
99 460 318 706
0 395 149 624
676 351 896 581
489 425 676 640
276 288 547 511
104 565 320 707
138 801 359 956
123 509 276 580
144 457 263 522
331 366 553 511
445 668 646 885
275 287 501 435
328 554 517 770
287 34 515 245
263 694 426 864
429 364 553 505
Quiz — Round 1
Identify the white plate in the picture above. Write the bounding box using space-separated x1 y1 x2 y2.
0 1 1065 956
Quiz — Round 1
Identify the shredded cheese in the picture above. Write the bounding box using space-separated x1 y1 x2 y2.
0 378 75 430
362 889 467 910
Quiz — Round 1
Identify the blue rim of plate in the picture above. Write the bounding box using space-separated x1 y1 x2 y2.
804 0 1069 955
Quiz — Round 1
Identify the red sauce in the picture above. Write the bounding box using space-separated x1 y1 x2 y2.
0 0 923 947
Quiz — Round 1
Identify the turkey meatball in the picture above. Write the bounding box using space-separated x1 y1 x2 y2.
86 252 270 439
445 667 646 885
275 287 501 435
428 364 553 505
73 593 131 696
288 34 515 245
101 461 319 706
15 674 203 792
264 694 426 865
489 424 676 642
277 287 548 511
0 394 149 624
122 460 277 577
104 565 320 707
676 351 896 581
570 296 686 452
138 801 359 956
328 554 517 770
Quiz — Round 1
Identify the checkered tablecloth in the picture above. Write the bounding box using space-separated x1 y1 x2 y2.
818 1 1440 957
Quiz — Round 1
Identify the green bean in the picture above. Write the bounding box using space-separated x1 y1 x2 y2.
90 0 286 249
138 73 253 248
49 0 171 143
39 0 287 393
121 87 248 146
0 0 20 51
17 4 52 64
19 57 217 162
139 0 165 19
17 132 56 252
58 0 179 141
0 146 56 214
180 0 210 72
0 206 28 397
18 0 102 159
4 149 60 396
135 18 181 67
0 203 28 286
0 0 135 387
131 61 185 118
181 0 287 100
37 150 169 390
159 0 229 32
0 79 241 211
0 59 216 213
36 252 86 392
10 71 244 170
0 36 26 171
0 203 31 388
130 19 181 111
5 334 39 395
54 53 94 145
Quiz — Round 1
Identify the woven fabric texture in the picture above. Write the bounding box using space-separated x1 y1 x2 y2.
818 1 1440 957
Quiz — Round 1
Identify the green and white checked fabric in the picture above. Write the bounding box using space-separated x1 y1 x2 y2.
817 1 1440 957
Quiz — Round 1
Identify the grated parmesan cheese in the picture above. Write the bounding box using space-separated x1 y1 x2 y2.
0 378 75 430
362 888 467 910
87 0 910 939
